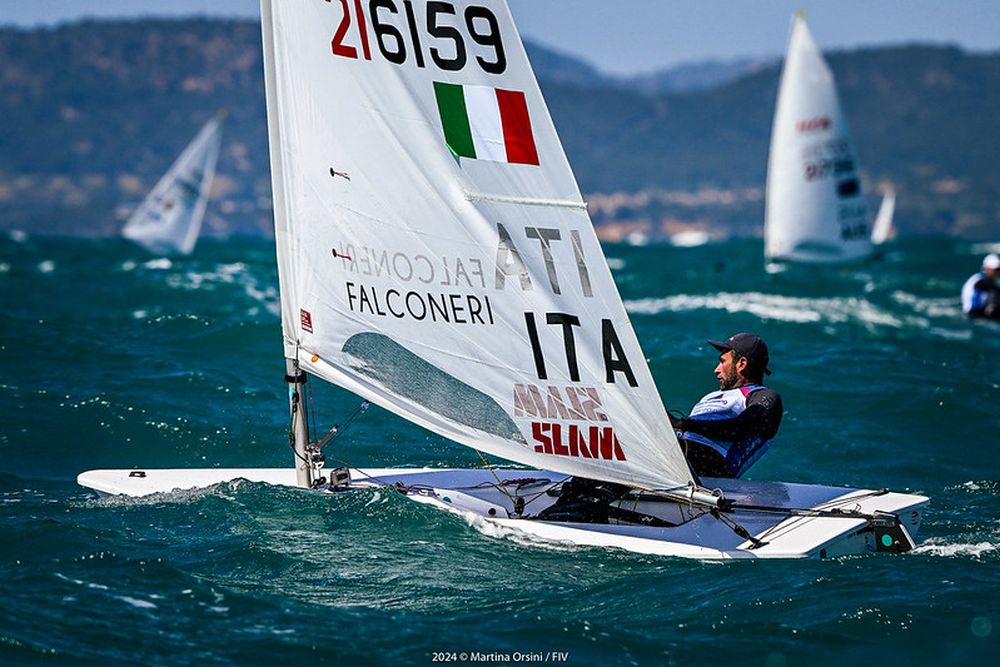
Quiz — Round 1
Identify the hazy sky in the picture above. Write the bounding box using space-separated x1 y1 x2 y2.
2 0 998 75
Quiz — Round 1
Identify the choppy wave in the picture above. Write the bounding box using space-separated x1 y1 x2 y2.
460 511 586 553
117 256 281 318
624 291 969 336
912 538 1000 559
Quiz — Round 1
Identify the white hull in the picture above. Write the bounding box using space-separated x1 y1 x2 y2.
78 467 927 560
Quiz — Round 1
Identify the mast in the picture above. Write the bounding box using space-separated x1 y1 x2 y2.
285 358 314 488
262 0 314 488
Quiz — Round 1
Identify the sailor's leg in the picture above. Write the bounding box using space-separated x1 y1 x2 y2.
681 440 731 478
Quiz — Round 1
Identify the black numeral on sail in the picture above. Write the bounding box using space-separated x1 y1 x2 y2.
465 6 505 74
428 2 467 71
371 0 407 64
402 1 425 68
327 0 506 75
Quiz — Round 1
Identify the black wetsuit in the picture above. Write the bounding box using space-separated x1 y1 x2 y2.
673 385 783 479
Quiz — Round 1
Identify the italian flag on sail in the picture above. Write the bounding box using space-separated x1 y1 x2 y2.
434 82 539 166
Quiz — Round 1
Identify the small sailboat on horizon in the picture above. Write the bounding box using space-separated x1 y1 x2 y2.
871 188 897 246
121 112 224 255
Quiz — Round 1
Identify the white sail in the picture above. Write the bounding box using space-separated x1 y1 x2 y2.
122 114 224 255
765 13 872 264
870 190 896 245
260 0 693 491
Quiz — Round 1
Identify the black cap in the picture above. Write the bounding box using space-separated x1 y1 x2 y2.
708 333 771 376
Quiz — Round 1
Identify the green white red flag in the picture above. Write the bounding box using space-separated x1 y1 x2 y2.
434 81 539 165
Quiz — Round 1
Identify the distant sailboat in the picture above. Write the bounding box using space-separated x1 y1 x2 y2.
764 13 873 265
870 189 897 245
121 113 224 255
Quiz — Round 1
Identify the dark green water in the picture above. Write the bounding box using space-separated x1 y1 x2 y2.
2 233 998 666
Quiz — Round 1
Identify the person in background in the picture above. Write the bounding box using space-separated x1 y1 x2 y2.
961 253 1000 319
670 333 783 479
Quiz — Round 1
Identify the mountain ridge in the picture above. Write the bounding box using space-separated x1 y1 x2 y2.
0 18 996 240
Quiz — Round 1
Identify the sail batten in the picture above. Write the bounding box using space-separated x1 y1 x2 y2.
463 190 587 209
765 14 873 264
260 0 693 491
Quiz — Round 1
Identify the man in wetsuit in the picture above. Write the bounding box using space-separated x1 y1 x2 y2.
539 332 782 523
961 253 1000 319
670 333 783 479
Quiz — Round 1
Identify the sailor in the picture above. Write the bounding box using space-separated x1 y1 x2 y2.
961 253 1000 319
670 333 783 479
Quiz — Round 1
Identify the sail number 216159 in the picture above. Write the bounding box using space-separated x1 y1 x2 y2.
326 0 507 74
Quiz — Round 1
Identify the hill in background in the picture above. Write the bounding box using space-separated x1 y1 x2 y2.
0 18 997 240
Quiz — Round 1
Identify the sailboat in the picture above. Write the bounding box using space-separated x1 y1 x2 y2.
121 112 224 255
80 1 927 559
870 189 897 245
764 13 874 266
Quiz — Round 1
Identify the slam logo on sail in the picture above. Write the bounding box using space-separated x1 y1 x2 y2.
513 383 627 461
530 423 627 461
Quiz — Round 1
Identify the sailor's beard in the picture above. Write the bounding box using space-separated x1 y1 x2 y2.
718 365 739 390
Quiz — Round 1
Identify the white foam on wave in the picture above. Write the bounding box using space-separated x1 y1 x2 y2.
149 258 281 317
144 258 173 270
37 260 55 273
970 242 1000 255
953 479 1000 493
243 281 280 317
162 262 280 316
79 481 236 509
891 290 961 318
55 572 110 590
605 257 626 271
626 292 913 329
624 290 976 338
460 511 583 553
628 292 816 322
927 327 973 341
912 538 999 559
116 595 158 609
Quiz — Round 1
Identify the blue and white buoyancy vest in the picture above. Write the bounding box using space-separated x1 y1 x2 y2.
680 385 772 478
961 271 997 314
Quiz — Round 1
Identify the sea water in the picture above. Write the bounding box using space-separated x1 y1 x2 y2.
1 233 998 666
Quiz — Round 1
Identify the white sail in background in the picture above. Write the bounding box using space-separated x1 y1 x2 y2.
765 13 872 264
122 114 224 255
260 0 693 491
870 190 896 245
